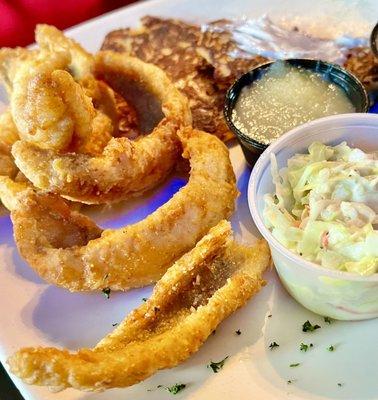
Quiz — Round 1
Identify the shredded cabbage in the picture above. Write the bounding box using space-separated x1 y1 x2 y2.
263 142 378 275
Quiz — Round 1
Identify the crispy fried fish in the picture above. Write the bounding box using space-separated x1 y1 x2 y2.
36 24 121 145
0 110 35 210
0 110 19 178
7 220 270 392
5 50 77 151
5 128 237 291
35 24 93 79
35 25 141 139
0 26 118 155
0 47 38 92
4 52 115 155
12 51 191 204
0 177 32 212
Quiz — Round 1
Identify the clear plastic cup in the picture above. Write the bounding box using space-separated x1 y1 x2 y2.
248 113 378 320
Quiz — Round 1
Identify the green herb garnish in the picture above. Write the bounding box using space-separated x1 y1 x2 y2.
324 316 332 324
235 329 241 335
300 342 313 352
327 345 335 352
142 297 147 302
302 320 321 332
152 384 186 395
269 341 279 350
207 356 228 373
289 363 300 368
102 287 111 299
166 384 186 394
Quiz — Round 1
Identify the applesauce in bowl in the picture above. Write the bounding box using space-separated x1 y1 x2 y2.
224 59 369 167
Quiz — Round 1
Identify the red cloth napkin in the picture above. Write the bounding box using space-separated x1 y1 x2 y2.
0 0 131 47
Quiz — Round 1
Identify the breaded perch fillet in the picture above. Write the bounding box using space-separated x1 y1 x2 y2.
1 128 238 291
0 110 19 178
8 220 271 392
12 51 192 204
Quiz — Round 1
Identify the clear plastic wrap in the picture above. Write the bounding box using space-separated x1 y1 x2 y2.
201 15 368 64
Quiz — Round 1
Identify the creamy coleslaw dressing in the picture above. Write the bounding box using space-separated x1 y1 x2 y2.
264 142 378 275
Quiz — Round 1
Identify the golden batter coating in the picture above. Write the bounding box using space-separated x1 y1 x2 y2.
0 47 38 92
5 128 237 291
35 25 140 139
7 221 270 392
0 110 19 179
35 24 94 79
0 26 119 155
7 51 75 151
0 110 35 210
0 49 115 155
0 177 32 212
12 51 192 204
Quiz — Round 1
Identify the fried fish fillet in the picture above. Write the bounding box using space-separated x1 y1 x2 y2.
12 51 191 204
196 19 269 90
4 50 77 151
35 24 93 79
3 52 114 155
0 110 34 210
35 25 141 139
6 128 237 291
7 220 270 392
0 177 32 212
0 26 118 155
0 47 38 92
0 110 19 178
36 24 120 149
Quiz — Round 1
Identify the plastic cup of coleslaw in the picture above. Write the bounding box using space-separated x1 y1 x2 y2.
248 113 378 320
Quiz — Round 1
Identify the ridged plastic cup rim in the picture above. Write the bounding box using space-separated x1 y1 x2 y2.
248 113 378 283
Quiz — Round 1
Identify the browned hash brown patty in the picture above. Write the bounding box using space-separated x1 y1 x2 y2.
102 16 377 141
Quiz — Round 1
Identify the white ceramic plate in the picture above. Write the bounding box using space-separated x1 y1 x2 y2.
1 1 378 399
